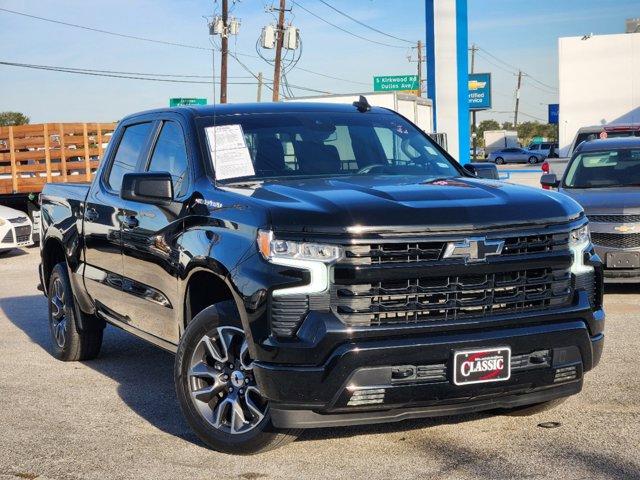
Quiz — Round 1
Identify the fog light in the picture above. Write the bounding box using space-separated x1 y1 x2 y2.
347 388 386 406
553 365 578 383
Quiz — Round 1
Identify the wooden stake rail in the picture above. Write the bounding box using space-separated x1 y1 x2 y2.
0 122 117 194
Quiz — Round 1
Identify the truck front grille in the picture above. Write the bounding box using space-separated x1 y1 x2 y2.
331 267 572 327
343 232 567 265
591 232 640 249
15 225 31 239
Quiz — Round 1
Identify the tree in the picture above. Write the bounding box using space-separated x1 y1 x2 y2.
0 111 30 126
475 120 500 147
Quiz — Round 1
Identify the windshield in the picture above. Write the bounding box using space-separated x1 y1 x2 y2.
564 148 640 188
574 129 640 151
198 111 460 184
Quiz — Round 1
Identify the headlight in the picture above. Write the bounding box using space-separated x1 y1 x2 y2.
257 230 342 296
258 230 342 263
0 218 5 226
569 223 592 275
569 224 590 248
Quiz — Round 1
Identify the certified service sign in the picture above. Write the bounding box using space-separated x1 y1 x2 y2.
468 73 492 111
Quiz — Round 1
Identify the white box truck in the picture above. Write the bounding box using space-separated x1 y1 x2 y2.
483 130 519 156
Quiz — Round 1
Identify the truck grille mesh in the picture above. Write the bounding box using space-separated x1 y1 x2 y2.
589 214 640 223
331 267 572 326
591 232 640 249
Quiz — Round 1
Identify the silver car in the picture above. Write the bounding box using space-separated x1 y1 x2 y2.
487 147 545 165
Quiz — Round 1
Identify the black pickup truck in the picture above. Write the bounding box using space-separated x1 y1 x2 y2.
39 101 604 454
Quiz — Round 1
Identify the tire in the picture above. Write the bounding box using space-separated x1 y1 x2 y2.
174 305 301 454
497 398 566 417
528 156 539 164
48 263 103 361
495 157 505 165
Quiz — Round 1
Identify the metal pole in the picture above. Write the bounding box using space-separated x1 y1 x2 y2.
220 0 228 104
257 72 263 102
417 40 423 97
272 0 286 102
514 70 522 126
470 44 477 160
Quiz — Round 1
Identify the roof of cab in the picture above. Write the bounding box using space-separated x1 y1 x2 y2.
576 136 640 152
125 101 391 120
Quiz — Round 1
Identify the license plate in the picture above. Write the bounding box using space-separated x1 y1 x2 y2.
453 347 511 386
607 251 640 269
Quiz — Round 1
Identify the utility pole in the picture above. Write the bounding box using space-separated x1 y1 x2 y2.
469 44 478 160
257 72 263 102
514 70 523 126
272 0 286 101
417 40 423 97
220 0 229 104
408 41 425 96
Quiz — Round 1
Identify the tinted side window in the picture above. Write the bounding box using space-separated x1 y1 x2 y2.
147 121 189 197
108 123 152 191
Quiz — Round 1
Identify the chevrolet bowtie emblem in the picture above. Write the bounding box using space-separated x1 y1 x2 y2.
443 237 505 263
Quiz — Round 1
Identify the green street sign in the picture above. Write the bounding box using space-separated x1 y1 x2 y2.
373 75 419 92
169 97 207 107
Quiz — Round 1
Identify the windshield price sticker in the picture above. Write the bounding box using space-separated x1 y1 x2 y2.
205 124 255 180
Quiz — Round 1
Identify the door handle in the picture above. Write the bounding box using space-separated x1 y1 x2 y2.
85 208 99 222
122 215 139 229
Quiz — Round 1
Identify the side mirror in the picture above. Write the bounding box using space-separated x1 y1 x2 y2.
465 162 499 180
121 172 174 205
540 173 559 189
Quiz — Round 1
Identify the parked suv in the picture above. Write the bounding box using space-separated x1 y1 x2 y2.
542 136 640 282
39 101 604 454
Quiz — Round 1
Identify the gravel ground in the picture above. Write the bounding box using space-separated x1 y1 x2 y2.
0 249 638 480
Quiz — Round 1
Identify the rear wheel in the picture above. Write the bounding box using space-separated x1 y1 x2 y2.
48 263 103 361
174 307 301 454
495 157 505 165
528 156 539 164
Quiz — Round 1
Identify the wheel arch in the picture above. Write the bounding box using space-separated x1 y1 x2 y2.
41 237 66 295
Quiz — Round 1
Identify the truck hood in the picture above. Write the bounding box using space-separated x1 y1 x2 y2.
227 175 582 233
560 187 640 214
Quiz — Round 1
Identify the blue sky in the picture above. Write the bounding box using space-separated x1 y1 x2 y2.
0 0 637 124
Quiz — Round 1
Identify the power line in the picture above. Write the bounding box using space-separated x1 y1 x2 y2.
0 6 369 89
476 45 558 93
292 1 407 49
315 0 413 44
0 7 212 51
0 60 331 94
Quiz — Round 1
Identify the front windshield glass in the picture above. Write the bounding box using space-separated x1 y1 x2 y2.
198 111 460 183
564 148 640 188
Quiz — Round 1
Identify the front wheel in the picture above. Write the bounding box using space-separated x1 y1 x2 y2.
495 157 505 165
174 307 301 454
528 156 539 164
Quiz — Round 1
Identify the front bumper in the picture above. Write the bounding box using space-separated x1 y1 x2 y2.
254 293 604 428
593 244 640 282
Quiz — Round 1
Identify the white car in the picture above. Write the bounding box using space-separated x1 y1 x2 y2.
0 205 34 255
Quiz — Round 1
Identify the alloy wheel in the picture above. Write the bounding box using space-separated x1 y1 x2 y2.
187 326 268 435
50 277 68 348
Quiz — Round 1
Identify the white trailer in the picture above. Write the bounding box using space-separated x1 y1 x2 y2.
285 92 433 134
483 130 519 155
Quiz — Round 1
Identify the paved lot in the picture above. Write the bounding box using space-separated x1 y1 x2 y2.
1 249 639 480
